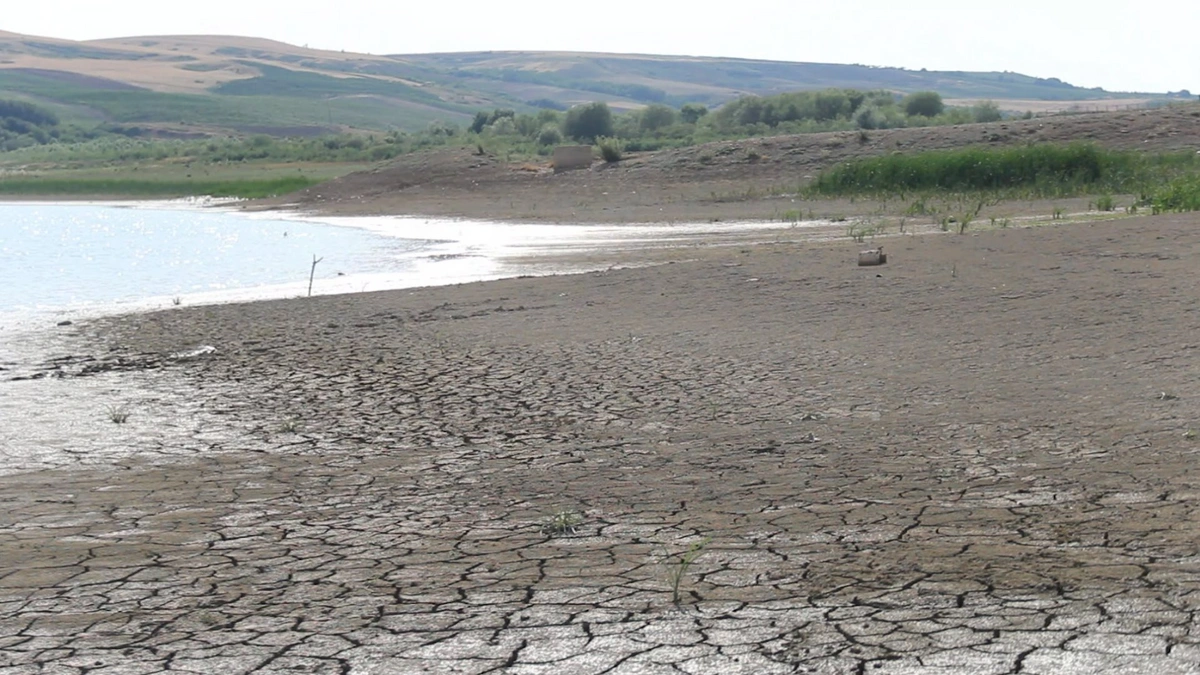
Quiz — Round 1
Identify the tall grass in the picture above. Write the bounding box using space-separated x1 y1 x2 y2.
0 176 318 199
810 143 1198 197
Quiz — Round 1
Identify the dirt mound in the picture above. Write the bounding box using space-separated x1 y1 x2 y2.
261 104 1200 223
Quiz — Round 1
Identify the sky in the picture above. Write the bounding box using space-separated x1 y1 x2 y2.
4 0 1198 94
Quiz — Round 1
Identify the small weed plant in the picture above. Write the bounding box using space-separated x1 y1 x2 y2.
541 509 584 536
106 405 130 424
663 536 712 605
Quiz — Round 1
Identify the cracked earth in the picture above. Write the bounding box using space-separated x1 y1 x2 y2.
5 214 1200 673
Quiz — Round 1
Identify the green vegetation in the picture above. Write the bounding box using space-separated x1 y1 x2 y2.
0 129 451 167
811 143 1200 197
0 69 465 133
540 509 584 536
2 75 1194 205
904 91 945 117
596 137 624 162
0 31 1177 141
564 102 615 142
680 103 709 124
419 52 1165 108
663 537 712 606
458 89 1030 159
0 98 101 150
0 175 319 199
1151 175 1200 213
973 101 1003 123
808 143 1200 222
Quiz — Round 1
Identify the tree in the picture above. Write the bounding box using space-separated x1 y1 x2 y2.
469 111 490 134
469 108 515 134
680 103 708 124
904 91 944 118
813 91 850 121
564 102 614 142
639 104 677 132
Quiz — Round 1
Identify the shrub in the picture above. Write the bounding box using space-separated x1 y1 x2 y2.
1152 175 1200 213
537 124 563 146
488 117 517 136
904 91 945 117
469 108 515 134
596 136 624 162
564 102 615 143
973 101 1003 123
855 106 883 130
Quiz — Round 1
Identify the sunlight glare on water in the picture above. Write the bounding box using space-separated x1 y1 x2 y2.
0 202 435 325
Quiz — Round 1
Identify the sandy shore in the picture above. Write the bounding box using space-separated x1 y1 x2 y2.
5 213 1200 673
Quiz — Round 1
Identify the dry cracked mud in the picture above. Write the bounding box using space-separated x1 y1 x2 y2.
5 214 1200 673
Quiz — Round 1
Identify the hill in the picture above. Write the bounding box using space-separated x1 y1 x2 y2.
261 104 1200 223
0 31 1182 137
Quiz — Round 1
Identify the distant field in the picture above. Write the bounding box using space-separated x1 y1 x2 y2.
0 68 472 131
945 98 1160 114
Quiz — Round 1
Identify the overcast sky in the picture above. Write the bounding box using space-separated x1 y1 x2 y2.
5 0 1197 94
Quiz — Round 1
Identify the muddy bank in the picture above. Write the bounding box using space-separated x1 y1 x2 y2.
5 214 1200 672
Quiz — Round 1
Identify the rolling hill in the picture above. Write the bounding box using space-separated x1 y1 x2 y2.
0 30 1182 137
